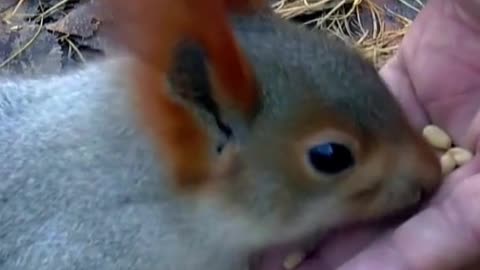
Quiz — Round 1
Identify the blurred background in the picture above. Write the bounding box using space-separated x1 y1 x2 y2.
0 0 424 76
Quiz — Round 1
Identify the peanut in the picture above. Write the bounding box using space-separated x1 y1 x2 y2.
422 124 474 173
440 152 456 175
283 250 306 270
447 147 473 166
422 125 452 150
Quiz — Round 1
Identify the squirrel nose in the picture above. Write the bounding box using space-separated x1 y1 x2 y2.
419 168 441 199
411 136 443 198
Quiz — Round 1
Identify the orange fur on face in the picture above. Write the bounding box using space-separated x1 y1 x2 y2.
132 63 213 190
101 0 263 191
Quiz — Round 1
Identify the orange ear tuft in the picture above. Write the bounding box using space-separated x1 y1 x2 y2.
132 63 213 191
101 0 262 191
191 12 261 120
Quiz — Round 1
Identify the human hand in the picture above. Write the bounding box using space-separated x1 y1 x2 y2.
255 0 480 269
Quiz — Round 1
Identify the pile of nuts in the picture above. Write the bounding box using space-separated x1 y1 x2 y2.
422 125 474 175
281 125 475 270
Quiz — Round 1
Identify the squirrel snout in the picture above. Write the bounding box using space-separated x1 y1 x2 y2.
407 138 442 199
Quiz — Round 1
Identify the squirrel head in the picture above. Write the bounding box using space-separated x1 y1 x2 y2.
163 15 441 247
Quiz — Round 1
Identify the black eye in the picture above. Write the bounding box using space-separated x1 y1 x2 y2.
307 143 355 174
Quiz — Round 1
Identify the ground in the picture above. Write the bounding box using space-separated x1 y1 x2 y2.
0 0 424 76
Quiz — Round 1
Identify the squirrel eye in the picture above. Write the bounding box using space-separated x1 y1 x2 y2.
307 143 354 174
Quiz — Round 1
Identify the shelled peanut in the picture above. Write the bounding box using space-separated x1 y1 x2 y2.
282 250 306 270
422 125 474 175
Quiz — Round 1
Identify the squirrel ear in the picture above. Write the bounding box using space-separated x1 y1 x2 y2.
103 0 261 192
168 37 262 131
205 52 261 125
193 24 262 125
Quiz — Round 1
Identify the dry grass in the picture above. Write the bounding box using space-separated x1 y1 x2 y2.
273 0 421 68
0 0 421 69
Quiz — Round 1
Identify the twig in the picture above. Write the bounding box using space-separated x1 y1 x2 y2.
3 0 26 23
37 0 70 19
63 36 87 63
0 14 45 68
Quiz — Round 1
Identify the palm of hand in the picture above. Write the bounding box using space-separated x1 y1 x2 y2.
256 0 480 269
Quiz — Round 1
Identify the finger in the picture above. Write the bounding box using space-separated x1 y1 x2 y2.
433 155 480 203
338 173 480 270
391 0 480 149
379 55 430 130
302 228 383 269
415 0 480 150
253 228 382 270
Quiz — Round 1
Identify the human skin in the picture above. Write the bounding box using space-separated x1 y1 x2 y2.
256 0 480 269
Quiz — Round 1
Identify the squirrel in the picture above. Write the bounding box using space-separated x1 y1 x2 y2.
0 1 441 269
